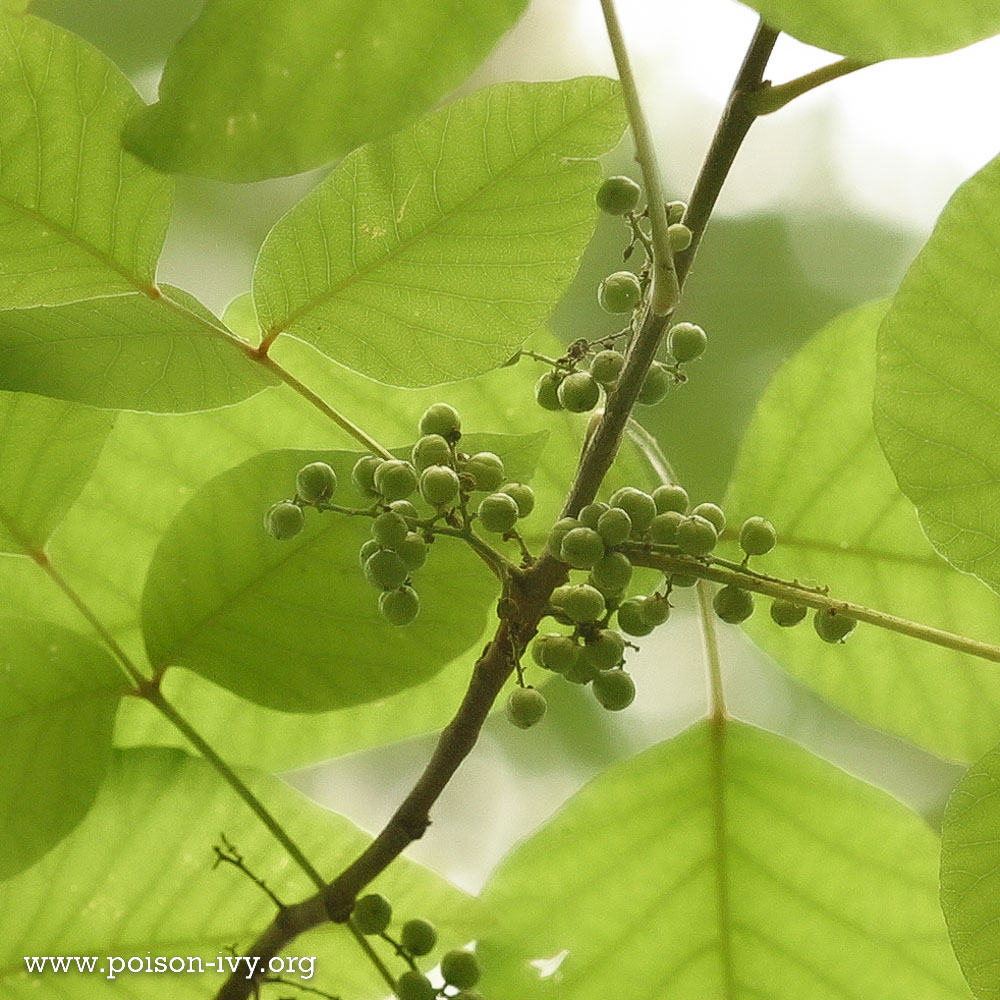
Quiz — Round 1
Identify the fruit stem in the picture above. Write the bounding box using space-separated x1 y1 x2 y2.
696 580 729 721
345 921 398 993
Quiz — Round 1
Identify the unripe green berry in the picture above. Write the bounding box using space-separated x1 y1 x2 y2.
358 538 381 568
650 511 684 545
676 514 718 556
636 362 671 406
441 949 481 990
379 585 420 626
400 918 437 957
640 594 671 627
505 687 547 730
396 532 427 571
670 573 698 588
771 599 808 627
501 482 535 518
590 349 625 384
557 371 601 413
666 200 687 224
534 633 579 673
389 499 419 520
364 549 408 591
669 322 708 363
373 511 409 549
814 608 856 643
609 486 656 535
418 403 461 439
553 584 606 624
590 551 633 591
592 669 636 711
583 629 626 670
296 461 337 502
692 502 726 534
353 893 392 935
478 492 519 533
351 455 384 496
596 175 641 215
713 586 754 624
564 653 599 685
411 434 452 471
668 223 693 251
560 526 606 569
739 516 777 556
547 517 581 556
579 501 610 529
395 970 435 1000
373 460 417 502
264 501 304 541
535 370 564 411
616 597 653 637
597 507 632 546
420 464 460 506
652 484 689 514
465 452 505 492
598 271 642 314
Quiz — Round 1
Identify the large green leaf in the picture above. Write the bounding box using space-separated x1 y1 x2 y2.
726 302 1000 763
739 0 1000 60
875 156 1000 598
479 721 968 999
0 747 480 998
123 0 527 182
0 391 113 553
941 741 1000 1000
0 14 172 307
253 77 626 387
0 619 127 880
0 287 277 412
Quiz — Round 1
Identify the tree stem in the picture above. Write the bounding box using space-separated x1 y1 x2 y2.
697 580 728 721
749 57 872 116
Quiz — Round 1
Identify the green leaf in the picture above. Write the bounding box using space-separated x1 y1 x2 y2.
875 155 1000 598
0 391 113 553
0 747 480 997
123 0 528 182
0 14 172 307
0 619 127 880
941 741 1000 1000
739 0 1000 60
0 287 277 412
727 302 1000 763
253 78 626 387
478 721 968 1000
1 0 30 12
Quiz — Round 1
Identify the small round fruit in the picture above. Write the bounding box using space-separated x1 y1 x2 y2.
564 653 599 685
814 608 856 644
364 549 409 591
374 460 417 502
535 370 564 411
609 486 656 535
670 573 698 588
547 516 581 556
441 949 481 990
592 669 636 711
692 502 726 534
640 595 671 627
553 584 606 624
478 493 519 533
636 362 671 406
653 484 689 514
666 200 687 224
396 532 428 571
668 223 692 252
411 434 452 471
598 271 642 314
596 175 641 215
713 586 754 624
505 687 547 730
669 322 708 363
351 455 384 496
739 516 777 556
296 461 337 502
395 970 435 1000
353 893 392 935
535 633 579 673
379 586 420 626
579 501 609 529
358 538 381 568
420 464 460 506
560 527 606 569
501 482 535 518
771 599 808 627
373 511 409 549
418 403 461 439
389 499 419 520
465 452 505 492
650 511 684 544
676 515 717 556
400 918 437 957
264 501 303 541
591 551 633 591
616 597 653 637
584 629 626 670
590 349 626 384
557 371 601 413
597 507 632 546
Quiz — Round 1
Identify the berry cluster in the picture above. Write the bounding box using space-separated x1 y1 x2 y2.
352 893 484 1000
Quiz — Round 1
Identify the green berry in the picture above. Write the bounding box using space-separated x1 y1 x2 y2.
583 629 625 670
609 487 656 535
411 434 452 471
590 551 633 591
713 586 754 624
560 526 606 569
564 653 599 685
351 455 384 496
814 608 856 644
557 371 601 413
597 507 632 546
400 918 437 957
592 669 636 711
465 452 505 492
616 597 653 637
669 322 708 363
379 586 420 626
389 499 419 520
395 970 435 1000
640 594 671 627
547 517 581 556
353 893 392 935
420 464 460 506
505 687 547 729
692 502 725 534
771 599 807 627
650 511 684 545
590 349 625 384
364 549 408 591
373 511 409 549
440 949 481 990
553 584 606 624
739 516 777 556
535 370 564 411
636 362 671 406
534 633 579 673
598 271 642 314
418 403 461 439
264 501 304 541
666 200 687 224
358 538 381 568
296 461 337 502
670 573 698 588
596 175 641 215
579 501 610 529
501 482 535 518
668 223 693 252
396 532 427 571
652 484 689 514
374 460 417 502
676 514 718 556
478 492 519 533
